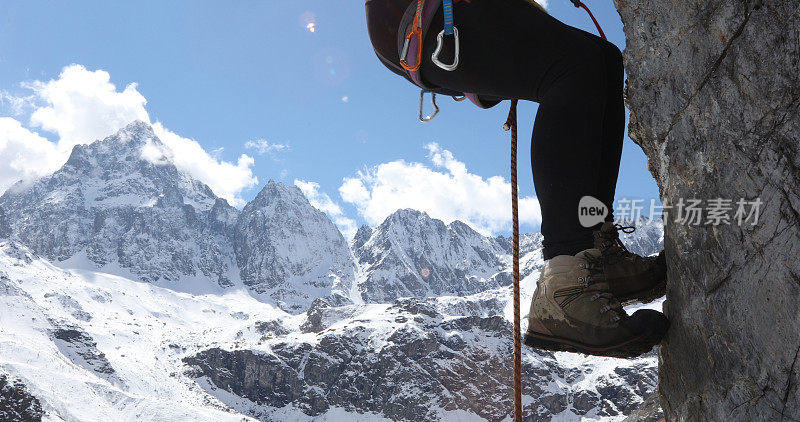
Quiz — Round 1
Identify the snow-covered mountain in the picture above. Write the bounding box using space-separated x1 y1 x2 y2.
235 180 357 313
0 121 666 421
353 209 510 303
0 121 357 313
0 121 239 289
0 240 662 421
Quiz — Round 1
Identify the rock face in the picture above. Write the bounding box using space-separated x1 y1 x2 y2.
234 180 356 313
616 0 800 419
0 373 42 422
0 208 10 239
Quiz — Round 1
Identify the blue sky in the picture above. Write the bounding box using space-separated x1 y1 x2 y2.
0 0 658 238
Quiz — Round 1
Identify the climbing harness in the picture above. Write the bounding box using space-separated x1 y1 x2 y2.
504 4 606 421
399 0 492 122
400 0 606 123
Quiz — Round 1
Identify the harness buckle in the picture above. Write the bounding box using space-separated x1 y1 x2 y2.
431 27 460 71
419 90 439 122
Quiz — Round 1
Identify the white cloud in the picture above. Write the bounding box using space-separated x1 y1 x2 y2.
0 91 34 116
244 139 290 156
339 143 541 236
0 64 257 206
0 118 63 193
295 179 358 240
151 122 257 207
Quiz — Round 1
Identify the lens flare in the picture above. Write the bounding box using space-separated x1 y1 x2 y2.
306 22 316 33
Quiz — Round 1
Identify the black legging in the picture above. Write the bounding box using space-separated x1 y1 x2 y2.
419 0 624 260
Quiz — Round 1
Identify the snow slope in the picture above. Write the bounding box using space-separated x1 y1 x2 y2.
0 239 663 421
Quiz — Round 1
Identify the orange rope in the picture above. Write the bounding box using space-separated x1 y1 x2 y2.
504 99 522 422
502 7 606 420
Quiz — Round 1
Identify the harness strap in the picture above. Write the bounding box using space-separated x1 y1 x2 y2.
442 0 455 35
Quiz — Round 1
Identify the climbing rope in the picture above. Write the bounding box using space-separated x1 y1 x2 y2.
573 0 607 40
504 3 606 421
503 99 522 422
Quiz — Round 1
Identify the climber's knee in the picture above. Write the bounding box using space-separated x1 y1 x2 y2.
556 43 607 98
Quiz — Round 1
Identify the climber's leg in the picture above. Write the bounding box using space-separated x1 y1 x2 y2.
569 34 667 305
418 0 669 357
589 37 625 222
422 0 607 260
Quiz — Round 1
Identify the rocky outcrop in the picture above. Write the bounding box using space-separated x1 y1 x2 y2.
0 208 10 239
234 180 356 313
616 0 800 419
623 388 664 422
50 327 125 388
0 373 42 422
184 297 659 421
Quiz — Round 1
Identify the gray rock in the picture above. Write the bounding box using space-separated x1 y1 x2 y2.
184 297 658 421
51 327 125 388
623 388 664 422
0 208 10 239
0 373 42 422
615 0 800 419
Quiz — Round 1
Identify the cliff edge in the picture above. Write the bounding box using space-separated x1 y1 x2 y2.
614 0 800 419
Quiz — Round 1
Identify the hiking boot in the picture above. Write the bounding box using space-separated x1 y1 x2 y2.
524 249 669 358
593 222 667 305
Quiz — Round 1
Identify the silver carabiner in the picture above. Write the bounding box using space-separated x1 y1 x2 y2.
431 27 459 71
419 90 439 122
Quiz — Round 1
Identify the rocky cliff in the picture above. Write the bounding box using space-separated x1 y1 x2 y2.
615 0 800 419
235 180 356 312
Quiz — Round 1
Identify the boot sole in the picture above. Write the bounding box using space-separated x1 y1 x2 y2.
523 323 668 359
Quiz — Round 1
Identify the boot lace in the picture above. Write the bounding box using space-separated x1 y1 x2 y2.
579 253 626 323
599 224 636 264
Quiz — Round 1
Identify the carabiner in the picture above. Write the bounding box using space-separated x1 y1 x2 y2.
400 28 424 72
431 27 459 71
419 90 439 122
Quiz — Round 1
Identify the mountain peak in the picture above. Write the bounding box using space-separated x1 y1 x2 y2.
63 120 166 171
